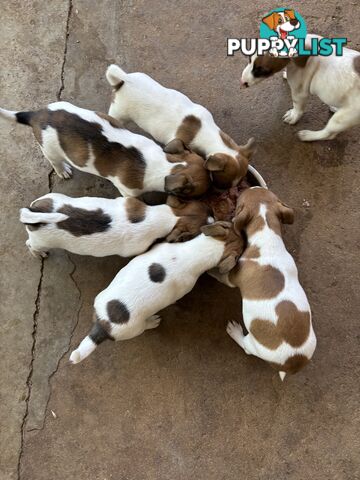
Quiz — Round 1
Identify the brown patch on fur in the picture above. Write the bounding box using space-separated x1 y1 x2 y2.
250 301 310 350
238 261 285 299
165 151 210 197
164 139 186 154
265 211 281 236
253 55 290 78
242 245 260 259
56 204 111 236
353 56 360 76
125 197 147 223
96 112 122 129
166 198 212 242
293 56 309 68
29 198 54 213
29 109 146 190
175 115 202 146
269 354 309 374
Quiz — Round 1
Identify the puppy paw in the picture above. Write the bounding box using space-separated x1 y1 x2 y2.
28 245 48 259
56 163 73 179
283 108 301 125
69 349 81 364
297 129 319 142
146 314 162 329
226 321 244 341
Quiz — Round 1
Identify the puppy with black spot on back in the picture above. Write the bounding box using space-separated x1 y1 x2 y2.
106 65 256 189
213 187 316 379
19 193 213 259
0 102 210 198
241 34 360 141
69 221 244 364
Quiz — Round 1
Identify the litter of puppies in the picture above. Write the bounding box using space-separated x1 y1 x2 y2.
6 43 348 379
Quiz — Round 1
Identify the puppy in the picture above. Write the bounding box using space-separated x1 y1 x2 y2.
262 9 300 41
70 221 243 364
20 193 213 258
106 65 255 188
218 187 316 378
241 34 360 141
0 102 210 197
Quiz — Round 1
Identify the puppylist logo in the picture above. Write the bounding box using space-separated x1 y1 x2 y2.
228 8 347 57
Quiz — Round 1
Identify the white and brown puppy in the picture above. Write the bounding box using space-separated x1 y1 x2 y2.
20 193 213 258
70 221 243 364
106 65 255 189
0 102 210 197
219 187 316 379
241 34 360 141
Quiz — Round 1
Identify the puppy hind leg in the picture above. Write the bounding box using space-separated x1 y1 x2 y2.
298 107 360 141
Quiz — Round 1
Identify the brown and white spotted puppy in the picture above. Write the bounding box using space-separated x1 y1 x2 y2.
0 102 210 197
241 34 360 141
220 187 316 379
106 65 255 188
70 221 244 364
19 193 213 258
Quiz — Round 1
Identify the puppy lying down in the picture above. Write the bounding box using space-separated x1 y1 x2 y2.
70 222 244 363
0 102 210 198
241 34 360 141
20 193 212 258
106 64 255 188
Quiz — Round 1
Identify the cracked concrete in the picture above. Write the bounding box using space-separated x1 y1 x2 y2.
1 1 359 480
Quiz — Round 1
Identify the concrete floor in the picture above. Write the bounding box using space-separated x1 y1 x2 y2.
1 1 359 479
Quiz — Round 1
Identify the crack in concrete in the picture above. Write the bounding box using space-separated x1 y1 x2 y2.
17 1 73 478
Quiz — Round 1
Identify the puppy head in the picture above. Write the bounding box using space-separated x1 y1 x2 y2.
233 187 294 236
201 221 245 273
205 137 255 189
241 54 290 87
165 151 211 197
106 64 125 119
166 196 213 242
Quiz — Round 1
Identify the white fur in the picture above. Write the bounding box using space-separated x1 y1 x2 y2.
241 34 360 140
20 193 179 258
70 233 227 363
1 101 185 196
106 65 239 160
226 203 316 377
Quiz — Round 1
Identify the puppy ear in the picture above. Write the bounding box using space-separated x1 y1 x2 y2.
106 64 124 86
164 139 186 154
165 173 188 191
201 221 231 238
233 207 250 235
204 154 227 172
238 137 256 159
278 202 294 224
262 12 277 30
166 195 185 209
284 9 296 19
166 228 194 243
218 255 238 274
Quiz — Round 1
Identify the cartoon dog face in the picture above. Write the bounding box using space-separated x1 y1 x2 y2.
262 9 300 40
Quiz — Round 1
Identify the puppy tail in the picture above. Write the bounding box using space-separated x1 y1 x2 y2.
19 208 68 226
0 107 35 126
279 371 286 381
106 64 127 87
69 319 113 364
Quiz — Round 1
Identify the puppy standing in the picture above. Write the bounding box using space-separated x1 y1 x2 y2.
0 102 210 197
222 188 316 379
70 222 243 364
106 65 255 188
241 34 360 141
20 193 213 258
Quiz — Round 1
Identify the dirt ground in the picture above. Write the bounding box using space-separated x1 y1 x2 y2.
1 1 359 479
